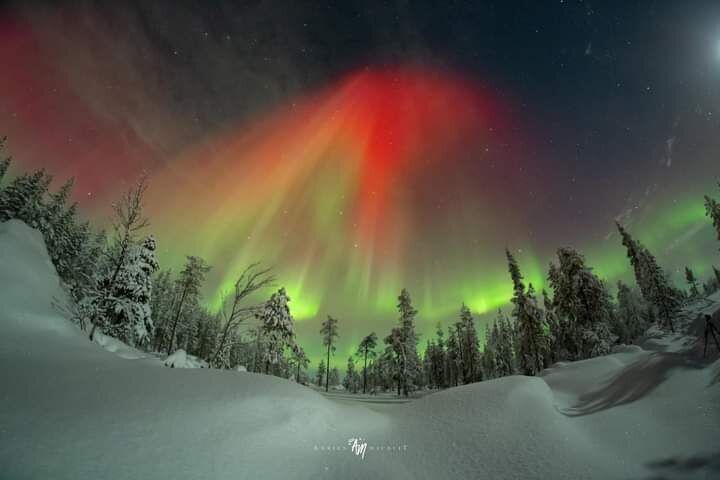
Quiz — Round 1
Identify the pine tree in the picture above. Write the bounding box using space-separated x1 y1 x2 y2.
445 324 461 386
111 235 159 345
166 256 211 354
385 289 421 396
290 345 309 383
616 223 680 332
547 247 615 360
256 287 296 375
481 322 497 380
356 332 378 394
685 267 700 298
316 359 326 387
343 356 359 393
616 281 646 343
88 177 151 341
432 324 447 388
457 304 481 383
0 168 52 227
329 367 340 387
482 314 511 380
320 315 339 392
506 249 546 376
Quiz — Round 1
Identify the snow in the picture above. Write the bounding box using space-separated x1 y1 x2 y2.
1 219 719 479
164 349 209 368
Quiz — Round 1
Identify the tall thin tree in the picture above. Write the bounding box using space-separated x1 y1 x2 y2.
356 332 378 394
320 315 339 392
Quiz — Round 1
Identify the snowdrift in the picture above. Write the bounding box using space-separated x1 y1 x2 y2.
0 219 719 480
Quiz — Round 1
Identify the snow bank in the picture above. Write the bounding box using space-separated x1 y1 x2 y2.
1 220 719 480
164 349 209 368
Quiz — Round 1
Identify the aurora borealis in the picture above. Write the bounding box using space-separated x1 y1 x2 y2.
2 1 720 362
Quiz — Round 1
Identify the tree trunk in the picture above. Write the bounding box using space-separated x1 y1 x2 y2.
296 363 301 383
212 320 233 366
362 349 368 394
325 343 331 392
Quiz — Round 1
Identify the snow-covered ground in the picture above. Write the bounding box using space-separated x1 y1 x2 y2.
1 219 719 480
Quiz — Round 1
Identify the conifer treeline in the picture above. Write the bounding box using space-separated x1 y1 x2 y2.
1 139 719 394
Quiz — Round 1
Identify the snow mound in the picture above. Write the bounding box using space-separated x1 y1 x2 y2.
164 349 208 368
1 220 719 480
0 219 74 336
93 331 157 361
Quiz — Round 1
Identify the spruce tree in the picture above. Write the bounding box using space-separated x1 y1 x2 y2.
506 249 545 375
616 223 680 332
329 367 340 387
0 168 52 228
685 267 700 298
257 287 296 375
316 359 326 387
166 256 211 354
432 324 447 388
547 247 615 360
445 324 461 386
705 185 720 248
457 304 481 383
493 310 516 377
111 235 159 345
385 289 421 396
320 315 339 392
481 322 497 380
343 356 359 393
616 281 645 343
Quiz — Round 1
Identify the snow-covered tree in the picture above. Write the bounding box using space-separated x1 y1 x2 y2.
705 185 720 249
457 304 481 383
481 322 498 380
104 235 159 345
685 267 700 298
445 324 462 386
329 367 340 387
385 289 421 396
320 315 339 392
290 345 309 383
0 168 51 228
617 223 680 332
616 281 646 343
166 256 211 354
88 177 151 341
316 359 326 387
256 287 296 375
547 247 615 360
506 249 546 376
343 356 360 393
432 324 447 388
482 310 516 380
356 332 378 394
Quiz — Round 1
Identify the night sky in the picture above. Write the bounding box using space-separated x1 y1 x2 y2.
1 0 719 362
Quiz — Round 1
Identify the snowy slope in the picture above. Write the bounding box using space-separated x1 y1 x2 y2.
1 219 719 480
